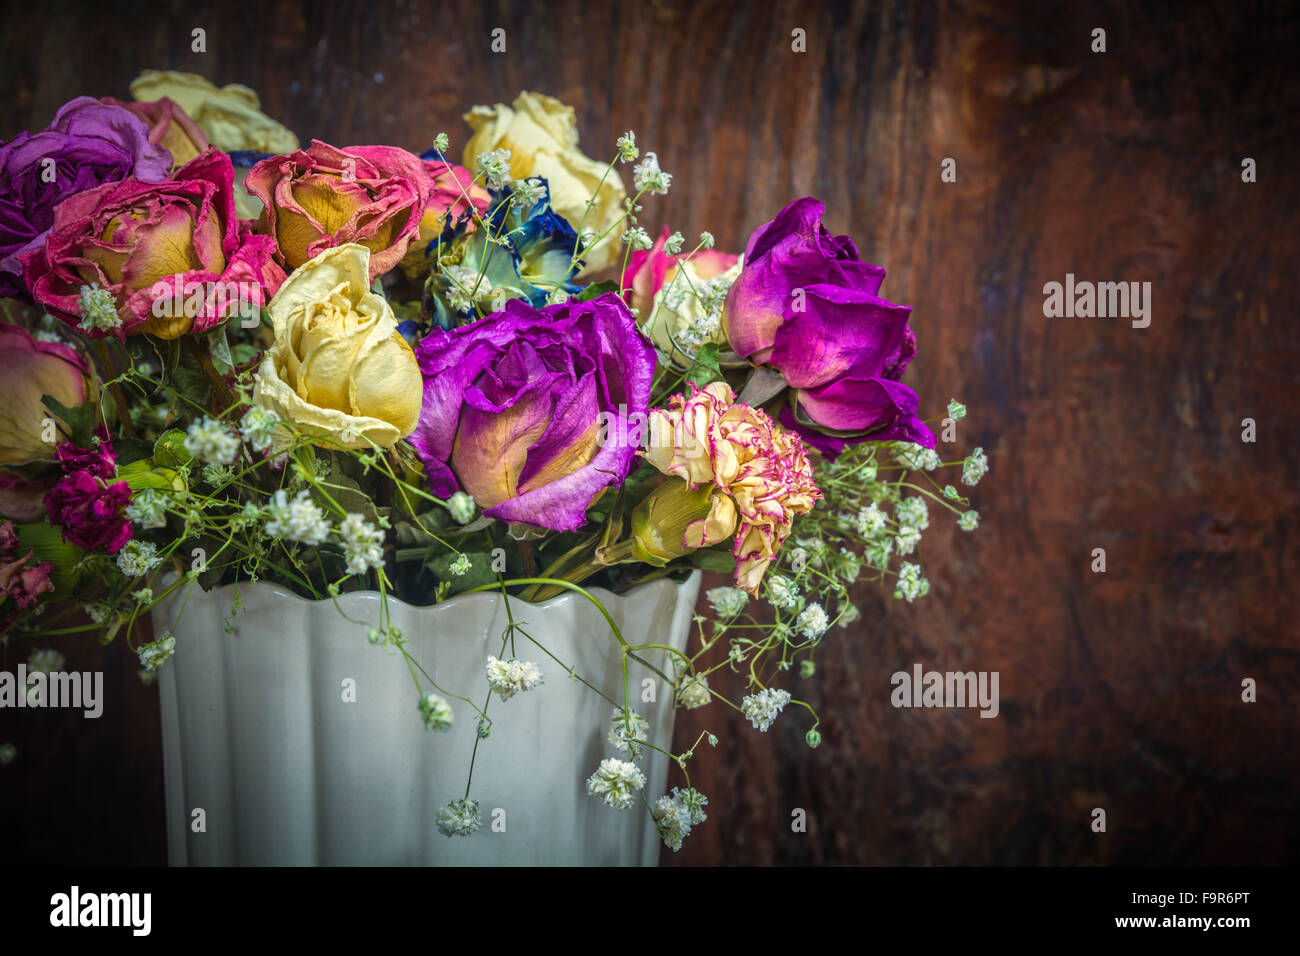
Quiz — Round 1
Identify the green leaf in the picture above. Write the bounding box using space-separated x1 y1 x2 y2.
683 343 723 389
39 394 96 448
205 324 234 375
574 279 619 303
230 342 261 367
14 523 83 601
115 437 156 467
153 429 194 468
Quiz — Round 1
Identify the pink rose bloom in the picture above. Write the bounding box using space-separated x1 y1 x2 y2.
0 521 54 611
21 149 285 340
0 324 93 521
621 225 739 317
102 95 212 169
245 140 432 280
43 470 133 554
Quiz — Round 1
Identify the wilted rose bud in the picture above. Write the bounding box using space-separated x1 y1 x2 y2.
621 478 737 566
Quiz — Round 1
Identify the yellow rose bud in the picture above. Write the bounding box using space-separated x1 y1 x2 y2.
129 70 299 154
251 244 422 449
462 92 627 274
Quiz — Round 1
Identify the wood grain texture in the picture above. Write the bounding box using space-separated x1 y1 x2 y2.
1 0 1296 866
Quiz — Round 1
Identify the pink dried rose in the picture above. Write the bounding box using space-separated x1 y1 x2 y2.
0 521 54 611
21 149 285 339
245 140 433 280
102 95 212 169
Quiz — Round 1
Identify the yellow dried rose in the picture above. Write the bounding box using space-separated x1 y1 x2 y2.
462 91 626 273
129 70 299 155
252 244 422 450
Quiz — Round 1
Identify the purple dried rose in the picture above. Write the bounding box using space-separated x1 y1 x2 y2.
409 292 656 532
722 197 933 456
0 96 172 297
43 469 133 555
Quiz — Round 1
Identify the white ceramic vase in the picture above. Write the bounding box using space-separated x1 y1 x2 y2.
154 571 701 866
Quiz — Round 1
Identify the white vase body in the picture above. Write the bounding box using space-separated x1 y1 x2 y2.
155 572 701 866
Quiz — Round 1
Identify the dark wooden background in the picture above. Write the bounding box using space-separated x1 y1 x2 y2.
1 0 1297 866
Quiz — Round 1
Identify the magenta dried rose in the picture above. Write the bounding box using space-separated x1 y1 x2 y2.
723 197 933 456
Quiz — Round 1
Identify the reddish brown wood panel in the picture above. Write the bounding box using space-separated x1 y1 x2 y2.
1 0 1296 865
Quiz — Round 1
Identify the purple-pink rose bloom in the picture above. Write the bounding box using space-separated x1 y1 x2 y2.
44 470 133 555
722 197 933 456
0 96 172 297
409 292 656 532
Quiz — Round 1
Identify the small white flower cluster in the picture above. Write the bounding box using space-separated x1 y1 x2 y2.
448 553 472 576
444 265 489 314
125 489 168 530
676 673 711 709
510 176 544 209
947 398 967 420
766 574 800 610
962 447 988 486
138 631 176 671
706 586 748 618
894 496 929 556
663 231 684 255
795 603 829 639
894 561 930 602
184 416 240 466
607 708 650 758
632 151 672 194
485 655 544 701
116 540 161 577
263 490 329 546
27 648 65 674
433 132 450 154
239 406 279 453
339 513 383 575
741 687 792 732
853 502 887 537
77 283 121 332
585 757 646 810
652 787 708 852
436 798 481 837
418 693 453 731
616 130 638 163
894 442 940 471
476 148 512 189
958 509 980 531
445 491 476 525
621 226 654 251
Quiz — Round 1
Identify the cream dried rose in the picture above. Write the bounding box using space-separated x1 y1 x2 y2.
462 91 626 273
129 70 299 155
252 244 421 449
